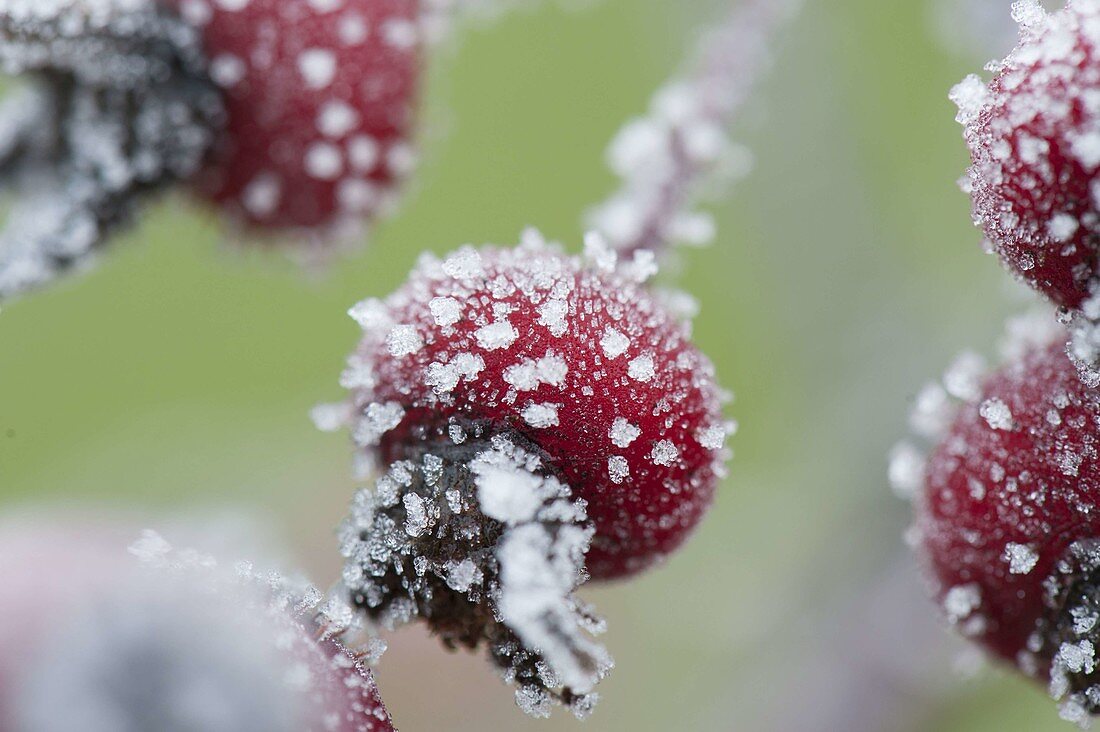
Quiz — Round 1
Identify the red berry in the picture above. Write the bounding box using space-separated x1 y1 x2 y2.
170 0 421 229
913 335 1100 721
953 0 1100 310
326 233 731 715
0 523 395 732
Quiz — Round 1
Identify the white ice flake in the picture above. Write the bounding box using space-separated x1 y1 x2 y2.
429 296 463 327
600 328 630 360
627 354 656 382
980 398 1013 430
475 320 519 351
353 402 405 446
607 456 629 484
386 324 424 357
1004 542 1039 574
650 440 680 466
609 418 641 448
521 403 560 428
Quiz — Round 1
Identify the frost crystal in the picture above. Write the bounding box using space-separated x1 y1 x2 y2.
1004 542 1039 574
979 397 1013 430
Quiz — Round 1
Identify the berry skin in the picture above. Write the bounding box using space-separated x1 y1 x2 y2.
914 336 1100 720
0 523 394 732
953 0 1100 310
170 0 421 229
326 232 732 715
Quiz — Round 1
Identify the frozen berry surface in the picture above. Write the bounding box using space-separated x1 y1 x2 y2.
919 336 1100 678
340 236 731 578
954 0 1100 309
170 0 421 229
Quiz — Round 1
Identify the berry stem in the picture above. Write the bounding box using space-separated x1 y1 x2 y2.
590 0 801 260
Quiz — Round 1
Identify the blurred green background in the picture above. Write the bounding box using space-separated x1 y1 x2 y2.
0 0 1073 729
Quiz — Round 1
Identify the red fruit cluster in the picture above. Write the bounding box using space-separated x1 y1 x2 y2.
171 0 421 229
955 0 1100 310
908 1 1100 723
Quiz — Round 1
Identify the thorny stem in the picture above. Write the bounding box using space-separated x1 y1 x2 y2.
591 0 803 260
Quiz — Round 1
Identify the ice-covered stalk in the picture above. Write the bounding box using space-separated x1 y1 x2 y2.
0 0 222 301
588 0 801 260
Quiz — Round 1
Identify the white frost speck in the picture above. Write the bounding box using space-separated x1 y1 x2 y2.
609 418 641 448
429 297 463 327
353 402 405 446
943 583 981 623
537 299 569 337
475 320 519 351
1004 542 1039 574
521 403 560 428
650 440 679 466
607 456 629 484
980 398 1013 430
386 324 424 357
627 354 656 382
298 49 337 89
600 328 630 360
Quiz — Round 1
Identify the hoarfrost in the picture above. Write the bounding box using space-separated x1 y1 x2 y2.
339 436 612 716
980 397 1014 430
587 0 800 258
1004 541 1039 574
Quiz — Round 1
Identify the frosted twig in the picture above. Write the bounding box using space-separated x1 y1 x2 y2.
0 0 221 302
589 0 802 259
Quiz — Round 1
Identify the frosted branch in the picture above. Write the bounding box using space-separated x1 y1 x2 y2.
0 0 221 302
588 0 802 259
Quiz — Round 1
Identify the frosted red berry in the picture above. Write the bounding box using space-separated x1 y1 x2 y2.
953 0 1100 310
0 0 422 300
170 0 421 229
914 336 1100 719
325 233 732 715
342 238 730 578
0 524 395 732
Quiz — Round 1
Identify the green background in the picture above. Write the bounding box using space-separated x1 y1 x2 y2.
0 0 1069 729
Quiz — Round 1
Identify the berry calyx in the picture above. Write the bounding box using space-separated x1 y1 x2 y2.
322 231 732 715
911 334 1100 723
952 0 1100 311
0 523 395 732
